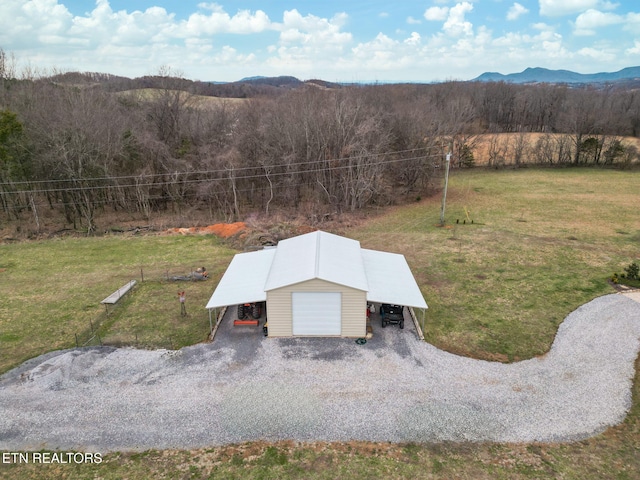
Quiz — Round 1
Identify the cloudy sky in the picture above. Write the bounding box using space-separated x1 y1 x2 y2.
1 0 639 82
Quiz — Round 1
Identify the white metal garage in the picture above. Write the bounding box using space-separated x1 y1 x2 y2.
205 230 428 338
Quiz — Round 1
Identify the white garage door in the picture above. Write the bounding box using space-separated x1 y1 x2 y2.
292 292 341 336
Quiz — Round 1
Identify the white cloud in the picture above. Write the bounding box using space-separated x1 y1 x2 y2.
352 33 396 58
577 47 616 61
507 3 529 21
0 1 357 79
626 40 640 55
541 39 571 58
350 33 425 72
532 22 553 31
69 3 179 49
539 0 618 17
423 3 476 37
486 26 574 69
0 0 72 48
404 32 421 46
424 6 449 22
573 9 623 36
624 12 640 33
184 7 271 35
407 16 422 25
491 31 525 46
443 2 474 37
265 9 353 75
211 45 256 65
276 10 351 48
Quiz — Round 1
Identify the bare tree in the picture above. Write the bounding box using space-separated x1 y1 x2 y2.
0 48 17 81
486 134 508 168
510 132 529 166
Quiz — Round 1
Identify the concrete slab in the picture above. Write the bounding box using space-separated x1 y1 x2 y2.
622 290 640 304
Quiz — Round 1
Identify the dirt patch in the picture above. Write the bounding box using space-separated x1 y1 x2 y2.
608 279 640 293
165 222 247 238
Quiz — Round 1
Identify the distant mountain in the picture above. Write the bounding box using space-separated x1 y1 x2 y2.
234 76 344 89
473 66 640 84
238 76 267 82
233 75 303 87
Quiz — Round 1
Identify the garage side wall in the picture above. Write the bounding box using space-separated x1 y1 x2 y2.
266 279 366 337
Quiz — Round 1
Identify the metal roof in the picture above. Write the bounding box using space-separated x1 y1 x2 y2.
361 249 428 309
205 248 276 309
205 231 427 310
264 230 369 292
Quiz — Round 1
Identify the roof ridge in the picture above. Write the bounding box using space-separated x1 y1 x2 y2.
314 231 322 278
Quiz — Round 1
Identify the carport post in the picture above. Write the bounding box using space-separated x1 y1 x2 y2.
208 308 213 335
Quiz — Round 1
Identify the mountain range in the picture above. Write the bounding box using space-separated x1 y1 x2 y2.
46 67 640 98
472 66 640 84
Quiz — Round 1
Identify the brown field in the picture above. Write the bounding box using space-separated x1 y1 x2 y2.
118 88 250 109
467 132 640 166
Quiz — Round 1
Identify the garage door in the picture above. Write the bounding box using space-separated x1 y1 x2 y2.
292 292 341 336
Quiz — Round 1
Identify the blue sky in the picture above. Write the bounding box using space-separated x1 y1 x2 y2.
1 0 639 82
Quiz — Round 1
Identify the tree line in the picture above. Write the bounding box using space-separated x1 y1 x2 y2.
0 56 639 233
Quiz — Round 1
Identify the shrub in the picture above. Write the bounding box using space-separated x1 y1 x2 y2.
459 144 475 168
624 262 639 281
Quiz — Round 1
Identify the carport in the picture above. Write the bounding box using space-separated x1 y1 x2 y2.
205 230 427 338
205 247 275 336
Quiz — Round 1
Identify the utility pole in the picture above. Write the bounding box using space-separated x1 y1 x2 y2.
440 151 451 226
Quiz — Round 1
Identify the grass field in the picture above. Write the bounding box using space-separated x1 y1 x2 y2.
118 88 249 110
352 167 639 361
1 167 639 479
0 235 236 374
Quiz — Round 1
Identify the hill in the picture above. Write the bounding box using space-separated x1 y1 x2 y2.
43 67 640 93
473 66 640 85
44 72 343 97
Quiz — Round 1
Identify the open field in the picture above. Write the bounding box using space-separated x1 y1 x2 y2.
466 133 640 167
118 88 250 109
1 167 639 479
352 167 639 361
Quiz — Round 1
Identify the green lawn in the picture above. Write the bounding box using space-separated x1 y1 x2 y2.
1 167 639 480
0 234 235 373
351 168 639 361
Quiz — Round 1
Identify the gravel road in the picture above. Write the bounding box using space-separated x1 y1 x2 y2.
1 293 639 452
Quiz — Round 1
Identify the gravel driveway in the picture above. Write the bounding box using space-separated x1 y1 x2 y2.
1 293 639 452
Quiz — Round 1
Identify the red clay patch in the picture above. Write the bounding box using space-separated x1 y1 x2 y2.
166 222 246 238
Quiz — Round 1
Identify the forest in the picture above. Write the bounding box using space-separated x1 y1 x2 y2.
1 49 639 233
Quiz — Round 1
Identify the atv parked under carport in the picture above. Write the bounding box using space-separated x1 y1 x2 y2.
380 303 404 329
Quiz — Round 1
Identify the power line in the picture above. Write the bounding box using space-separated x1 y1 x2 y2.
0 146 439 188
11 156 448 211
0 150 443 196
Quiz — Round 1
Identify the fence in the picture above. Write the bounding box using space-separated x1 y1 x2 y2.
74 314 106 348
74 263 217 351
74 321 180 351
